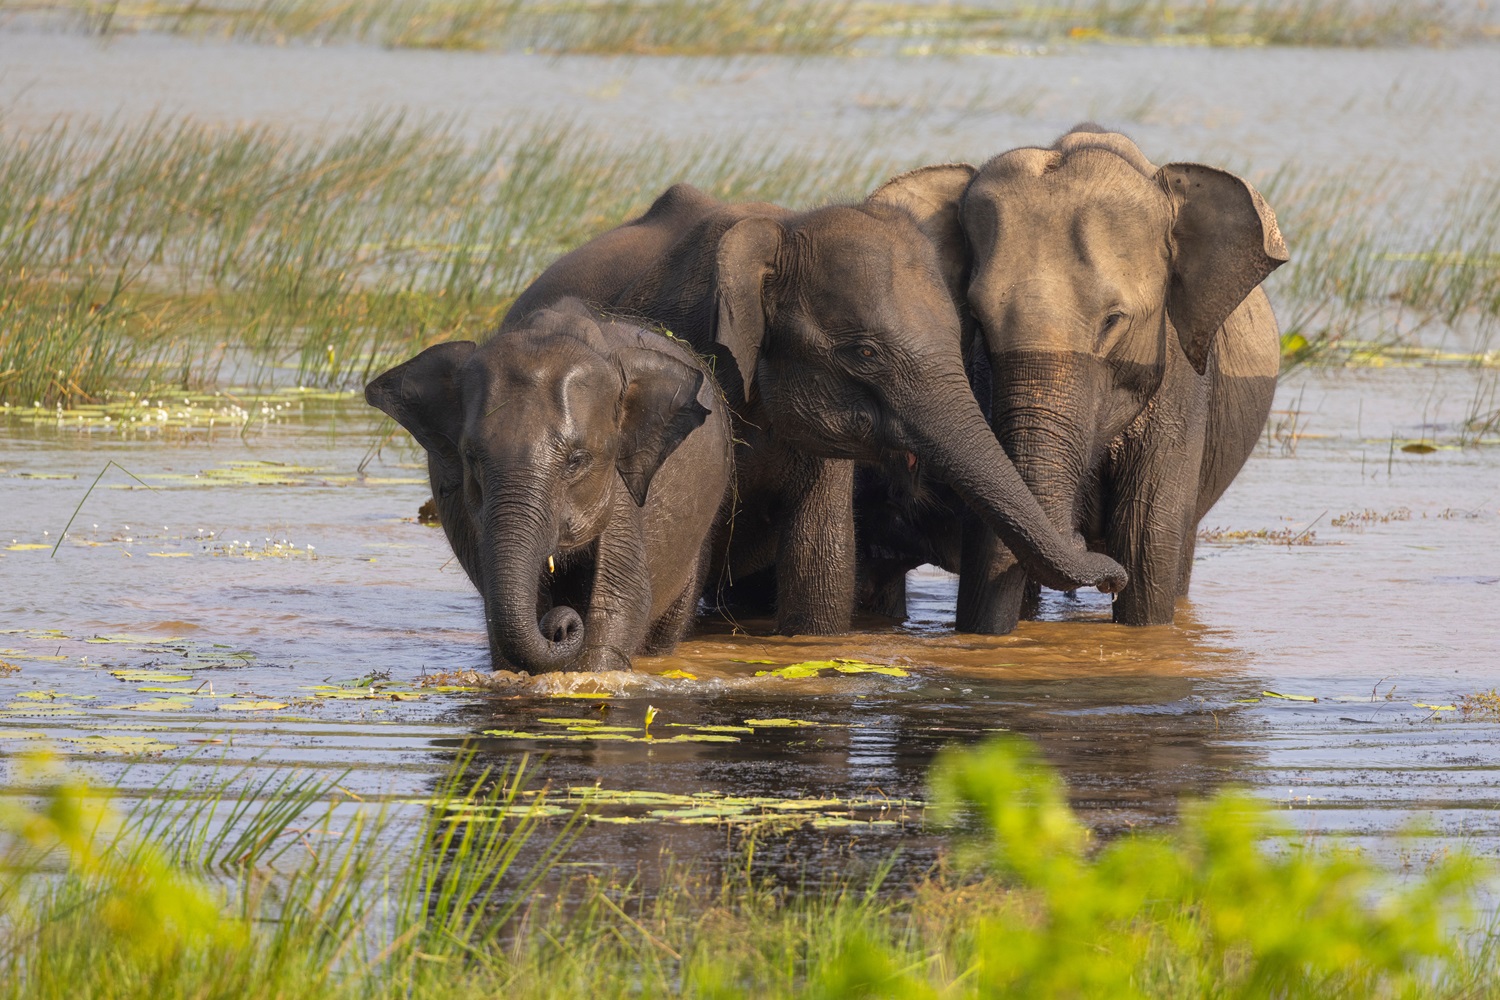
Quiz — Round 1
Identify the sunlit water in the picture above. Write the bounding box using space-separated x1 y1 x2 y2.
2 366 1496 887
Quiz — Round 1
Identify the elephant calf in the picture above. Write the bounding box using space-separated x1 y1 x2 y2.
366 299 732 672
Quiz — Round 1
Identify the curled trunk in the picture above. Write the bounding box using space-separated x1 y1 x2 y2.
482 480 584 673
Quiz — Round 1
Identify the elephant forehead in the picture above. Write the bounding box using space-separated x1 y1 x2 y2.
464 348 619 436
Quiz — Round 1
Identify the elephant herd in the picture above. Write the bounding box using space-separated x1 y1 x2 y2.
366 125 1288 674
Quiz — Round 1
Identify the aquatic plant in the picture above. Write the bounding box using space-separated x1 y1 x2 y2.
1 738 1495 998
0 113 892 406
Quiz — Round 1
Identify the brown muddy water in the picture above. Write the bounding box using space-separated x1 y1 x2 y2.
2 34 1499 888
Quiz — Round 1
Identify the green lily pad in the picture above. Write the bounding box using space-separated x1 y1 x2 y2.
219 700 289 712
1262 690 1318 702
14 691 95 701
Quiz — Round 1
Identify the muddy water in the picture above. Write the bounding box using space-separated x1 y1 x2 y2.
2 365 1497 886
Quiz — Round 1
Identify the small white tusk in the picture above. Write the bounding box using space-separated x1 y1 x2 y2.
548 555 555 574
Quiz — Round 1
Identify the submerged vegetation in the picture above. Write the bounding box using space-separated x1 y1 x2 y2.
5 0 1496 53
1 738 1495 999
2 111 1497 411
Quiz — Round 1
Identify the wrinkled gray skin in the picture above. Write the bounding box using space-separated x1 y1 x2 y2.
504 183 1128 636
880 126 1287 631
365 300 731 672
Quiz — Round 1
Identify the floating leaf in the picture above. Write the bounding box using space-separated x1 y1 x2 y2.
744 717 822 728
4 543 51 551
1262 690 1318 702
0 729 47 740
107 697 195 712
658 669 697 680
218 700 289 712
1401 443 1437 454
1413 702 1457 711
15 691 95 702
755 658 908 679
88 634 186 645
111 670 193 683
667 723 753 733
1 705 84 716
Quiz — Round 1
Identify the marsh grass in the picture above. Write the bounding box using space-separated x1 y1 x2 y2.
4 110 1498 409
0 113 894 405
6 0 1493 52
2 737 1497 999
1261 166 1500 372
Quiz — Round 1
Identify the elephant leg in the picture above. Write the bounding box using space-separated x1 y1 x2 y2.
775 454 855 636
576 495 654 671
1176 529 1200 598
643 539 712 653
955 516 1027 635
1105 424 1206 626
856 560 909 620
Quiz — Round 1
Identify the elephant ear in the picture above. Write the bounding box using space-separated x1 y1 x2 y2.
364 341 477 457
615 347 712 507
711 216 782 405
867 163 977 306
1158 163 1289 374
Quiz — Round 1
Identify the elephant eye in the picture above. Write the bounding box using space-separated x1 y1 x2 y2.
565 450 592 476
1100 312 1126 335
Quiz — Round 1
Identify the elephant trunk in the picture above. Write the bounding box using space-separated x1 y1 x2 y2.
481 476 584 674
897 366 1123 595
989 350 1102 562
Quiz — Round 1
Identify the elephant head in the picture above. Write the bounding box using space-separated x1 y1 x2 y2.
885 128 1286 573
365 302 711 672
702 194 1128 595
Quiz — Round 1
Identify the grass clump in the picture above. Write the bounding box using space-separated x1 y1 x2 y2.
5 0 1493 52
0 112 893 407
2 737 1495 999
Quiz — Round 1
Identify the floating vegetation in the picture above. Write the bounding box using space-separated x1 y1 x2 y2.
657 669 697 680
58 733 176 755
1 388 364 438
1261 690 1318 702
1197 525 1322 546
557 786 918 830
754 657 909 679
1332 507 1414 528
481 727 740 744
1457 690 1500 722
217 700 291 712
108 671 193 683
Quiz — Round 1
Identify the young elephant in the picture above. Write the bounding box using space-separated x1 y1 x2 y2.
365 300 731 673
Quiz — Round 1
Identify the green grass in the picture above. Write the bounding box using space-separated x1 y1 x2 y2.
4 0 1495 53
0 113 895 406
3 110 1497 410
2 737 1496 999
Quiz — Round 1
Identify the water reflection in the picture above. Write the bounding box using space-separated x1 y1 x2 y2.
436 576 1267 892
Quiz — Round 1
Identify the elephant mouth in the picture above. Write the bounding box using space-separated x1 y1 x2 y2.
537 541 596 623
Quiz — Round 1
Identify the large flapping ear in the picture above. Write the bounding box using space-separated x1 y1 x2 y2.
364 341 477 456
711 216 782 405
1157 163 1289 374
866 163 977 304
614 348 712 507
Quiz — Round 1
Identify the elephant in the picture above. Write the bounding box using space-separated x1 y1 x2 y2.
365 298 732 673
502 181 1128 636
871 125 1287 632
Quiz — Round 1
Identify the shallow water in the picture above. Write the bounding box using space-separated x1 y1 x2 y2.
2 365 1497 886
1 32 1498 886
